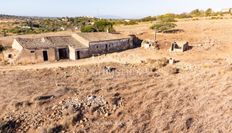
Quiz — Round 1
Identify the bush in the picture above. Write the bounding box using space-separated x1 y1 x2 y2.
140 16 157 22
151 22 177 33
211 16 223 20
81 25 96 32
81 20 115 33
205 8 213 16
176 13 192 19
157 13 176 22
0 29 8 37
94 20 114 32
190 9 201 16
124 21 138 25
190 9 204 17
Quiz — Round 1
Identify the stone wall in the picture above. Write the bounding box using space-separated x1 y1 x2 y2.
16 48 57 64
88 38 132 56
69 46 90 60
77 48 90 59
12 39 23 51
69 46 76 60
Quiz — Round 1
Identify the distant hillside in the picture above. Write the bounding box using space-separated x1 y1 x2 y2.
0 14 56 20
97 15 124 19
0 14 29 20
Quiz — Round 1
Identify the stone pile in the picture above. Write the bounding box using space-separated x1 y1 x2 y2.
0 94 124 132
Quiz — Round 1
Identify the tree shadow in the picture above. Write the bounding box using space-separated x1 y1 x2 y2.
163 29 184 34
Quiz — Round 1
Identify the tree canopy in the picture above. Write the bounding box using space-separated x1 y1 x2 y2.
151 22 177 33
81 20 115 33
150 13 177 33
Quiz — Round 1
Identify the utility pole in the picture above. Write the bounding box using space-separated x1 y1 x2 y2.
154 30 157 41
154 21 157 41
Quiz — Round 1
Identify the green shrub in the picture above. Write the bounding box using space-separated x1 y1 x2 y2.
211 16 223 20
176 13 192 19
124 21 138 25
151 22 177 33
94 20 114 32
190 9 205 17
157 13 177 22
205 8 213 16
81 25 96 32
81 20 115 33
1 30 7 37
140 16 157 22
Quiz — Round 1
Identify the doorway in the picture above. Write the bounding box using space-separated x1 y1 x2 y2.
58 48 68 59
76 51 80 59
105 44 108 51
43 51 48 61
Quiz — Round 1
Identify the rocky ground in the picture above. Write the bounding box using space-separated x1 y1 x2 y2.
0 57 232 132
1 19 232 133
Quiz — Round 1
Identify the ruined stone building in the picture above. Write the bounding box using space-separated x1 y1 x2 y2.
5 33 133 64
141 40 159 50
169 41 189 52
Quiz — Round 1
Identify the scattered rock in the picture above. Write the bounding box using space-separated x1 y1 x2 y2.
34 95 55 105
2 94 121 132
37 127 48 133
186 118 193 129
47 124 64 133
0 119 20 133
12 100 32 109
111 93 123 107
104 66 116 73
169 58 176 65
62 105 76 116
63 111 83 127
151 68 157 72
165 66 180 74
34 95 55 101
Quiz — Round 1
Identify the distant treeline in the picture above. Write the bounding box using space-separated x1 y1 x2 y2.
0 16 117 36
0 8 230 22
0 8 231 36
0 14 55 20
136 8 229 22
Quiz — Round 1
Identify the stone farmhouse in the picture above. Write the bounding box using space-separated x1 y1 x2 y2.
6 33 134 64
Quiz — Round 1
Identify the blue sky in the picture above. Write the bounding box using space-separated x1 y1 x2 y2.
0 0 232 18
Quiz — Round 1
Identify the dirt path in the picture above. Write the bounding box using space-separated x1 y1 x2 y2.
0 49 145 71
0 57 112 71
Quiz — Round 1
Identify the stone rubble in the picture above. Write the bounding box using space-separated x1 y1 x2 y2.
0 94 124 132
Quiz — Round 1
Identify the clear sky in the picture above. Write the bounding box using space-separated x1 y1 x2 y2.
0 0 232 18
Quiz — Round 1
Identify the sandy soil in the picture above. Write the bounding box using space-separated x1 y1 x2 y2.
1 19 232 132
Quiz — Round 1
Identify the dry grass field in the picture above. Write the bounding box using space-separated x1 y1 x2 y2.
1 18 232 132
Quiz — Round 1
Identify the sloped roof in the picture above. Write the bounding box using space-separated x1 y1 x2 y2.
16 38 51 49
76 32 131 42
15 36 88 49
46 36 88 49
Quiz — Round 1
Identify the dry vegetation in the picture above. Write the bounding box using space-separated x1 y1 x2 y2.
1 18 232 132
